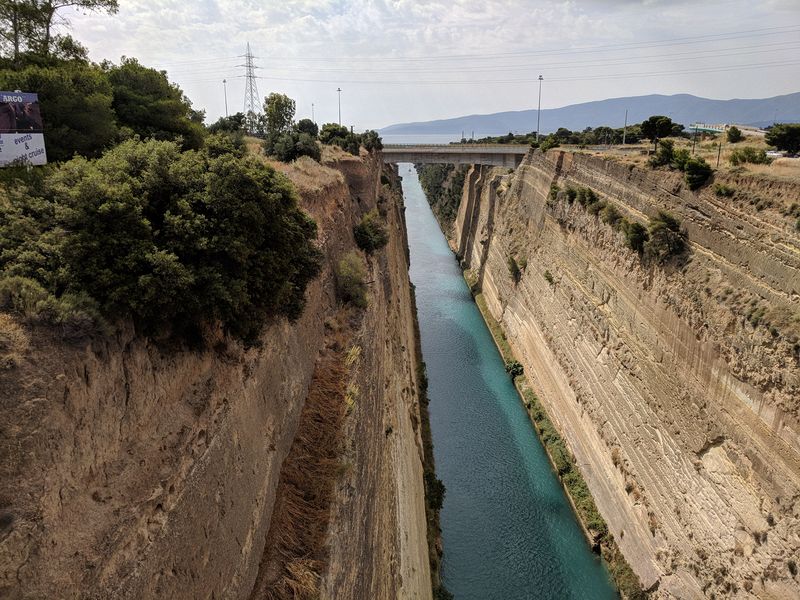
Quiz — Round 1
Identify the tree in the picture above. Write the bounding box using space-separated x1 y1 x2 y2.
296 118 318 138
644 211 687 263
726 126 743 143
641 115 674 151
0 1 37 66
105 57 205 150
0 62 117 160
31 1 118 58
47 138 322 341
765 123 800 154
264 92 295 135
207 112 245 134
319 122 349 145
623 221 649 254
267 130 320 162
361 129 382 151
0 0 116 65
683 157 712 190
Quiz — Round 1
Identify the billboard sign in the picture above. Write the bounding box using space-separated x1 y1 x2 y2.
0 91 47 166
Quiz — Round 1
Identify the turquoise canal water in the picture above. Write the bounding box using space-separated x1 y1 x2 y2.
401 164 617 600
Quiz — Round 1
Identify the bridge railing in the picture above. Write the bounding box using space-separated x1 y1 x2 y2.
382 143 531 152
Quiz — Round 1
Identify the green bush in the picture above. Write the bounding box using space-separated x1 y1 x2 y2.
587 199 606 216
670 147 691 171
204 132 245 158
543 270 554 284
623 221 649 254
684 156 712 190
0 138 322 343
600 204 622 227
361 129 383 151
295 118 318 138
714 183 735 197
765 123 800 153
105 57 206 151
505 360 524 378
548 183 560 203
266 130 321 162
353 209 388 253
0 276 107 338
644 211 687 263
335 251 368 308
729 146 771 166
539 135 560 152
726 126 743 143
424 471 446 511
319 124 382 155
648 139 674 167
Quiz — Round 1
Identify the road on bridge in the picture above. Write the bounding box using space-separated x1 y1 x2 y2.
382 143 531 167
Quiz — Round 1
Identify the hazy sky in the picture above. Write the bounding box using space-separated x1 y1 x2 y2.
67 0 800 130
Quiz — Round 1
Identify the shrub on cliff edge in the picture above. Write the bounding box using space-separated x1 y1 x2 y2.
0 138 323 343
684 157 712 190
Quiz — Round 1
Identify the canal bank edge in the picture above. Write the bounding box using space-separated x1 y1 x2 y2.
462 268 646 600
395 165 453 600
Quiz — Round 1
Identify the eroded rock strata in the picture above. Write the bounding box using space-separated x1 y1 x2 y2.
450 150 800 598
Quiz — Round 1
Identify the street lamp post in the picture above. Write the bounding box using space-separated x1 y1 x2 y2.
536 75 543 142
312 102 315 124
337 87 342 126
223 79 228 117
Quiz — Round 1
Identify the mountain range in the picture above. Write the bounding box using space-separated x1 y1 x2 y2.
379 92 800 136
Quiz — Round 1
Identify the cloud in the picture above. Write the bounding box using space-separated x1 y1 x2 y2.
64 0 800 129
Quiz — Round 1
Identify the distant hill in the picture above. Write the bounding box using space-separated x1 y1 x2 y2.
380 92 800 136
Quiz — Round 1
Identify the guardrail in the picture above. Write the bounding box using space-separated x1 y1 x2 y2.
383 143 531 151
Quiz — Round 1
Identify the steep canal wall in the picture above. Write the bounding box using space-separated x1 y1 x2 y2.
0 151 432 599
449 150 800 598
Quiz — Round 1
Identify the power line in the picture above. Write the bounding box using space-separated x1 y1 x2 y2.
259 25 800 63
241 59 800 85
243 43 800 75
162 40 800 81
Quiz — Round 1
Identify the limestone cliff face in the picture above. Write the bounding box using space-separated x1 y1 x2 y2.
0 152 431 599
454 150 800 598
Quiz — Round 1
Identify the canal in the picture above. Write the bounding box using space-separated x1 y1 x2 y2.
401 164 617 600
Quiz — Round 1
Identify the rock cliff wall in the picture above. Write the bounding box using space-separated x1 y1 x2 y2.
453 150 800 598
0 152 431 599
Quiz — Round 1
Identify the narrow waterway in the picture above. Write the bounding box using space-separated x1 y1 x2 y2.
401 164 616 600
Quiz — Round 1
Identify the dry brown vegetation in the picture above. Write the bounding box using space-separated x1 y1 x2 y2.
0 313 29 369
249 314 352 600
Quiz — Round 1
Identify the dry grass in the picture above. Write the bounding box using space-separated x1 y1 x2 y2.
243 136 348 193
249 335 350 600
0 313 29 369
260 154 344 194
321 144 357 164
735 159 800 182
244 135 264 156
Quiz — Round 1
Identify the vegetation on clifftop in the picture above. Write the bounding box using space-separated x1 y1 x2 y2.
0 137 322 343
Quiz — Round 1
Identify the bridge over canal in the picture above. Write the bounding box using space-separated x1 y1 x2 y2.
382 143 530 167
